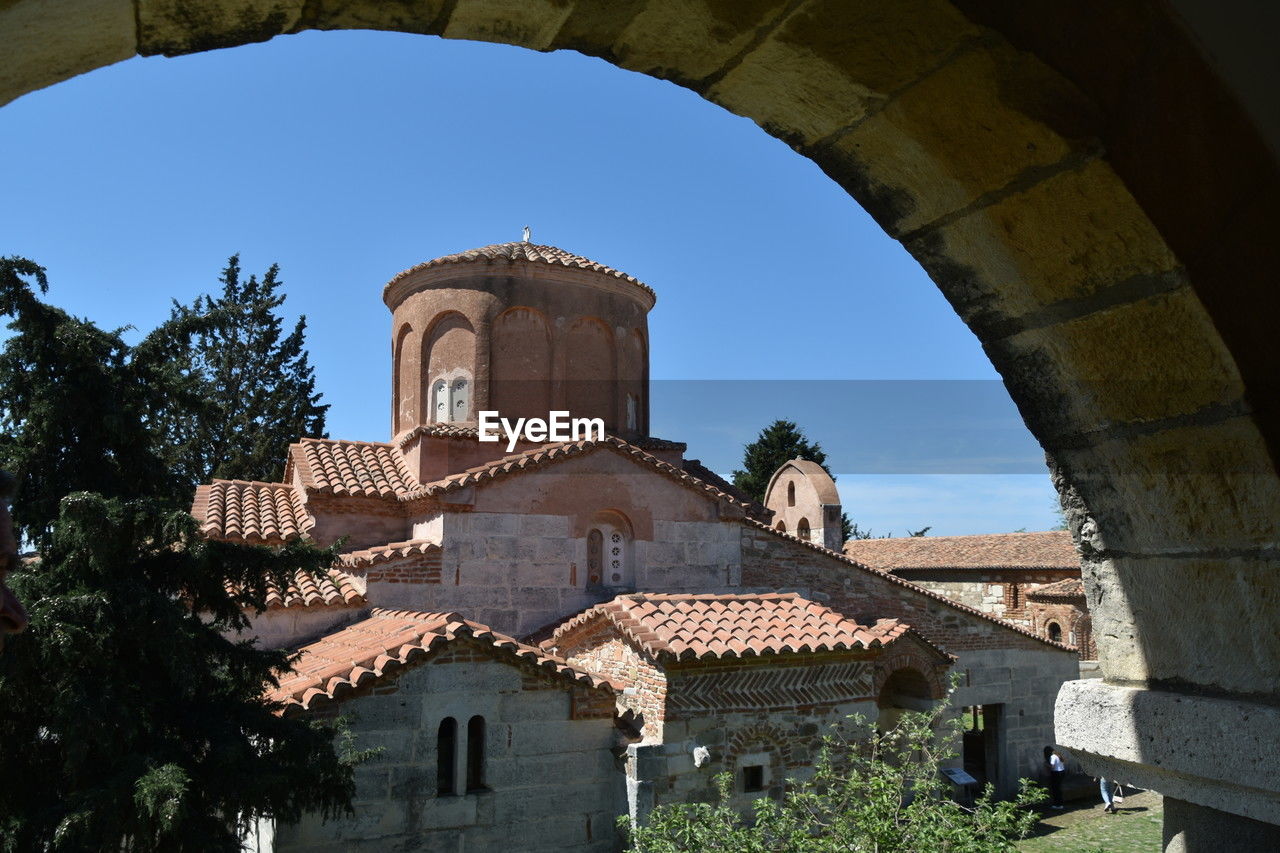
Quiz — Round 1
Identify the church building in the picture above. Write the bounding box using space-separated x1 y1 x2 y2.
193 240 1080 851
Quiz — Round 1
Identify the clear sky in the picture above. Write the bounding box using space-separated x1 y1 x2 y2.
0 30 1061 535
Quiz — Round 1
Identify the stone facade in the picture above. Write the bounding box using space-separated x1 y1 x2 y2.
271 621 622 852
187 242 1082 848
763 458 843 550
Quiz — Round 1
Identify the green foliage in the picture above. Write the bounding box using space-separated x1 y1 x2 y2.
168 255 328 485
0 494 355 852
0 258 353 850
0 257 213 546
732 420 924 543
731 419 832 505
620 692 1045 852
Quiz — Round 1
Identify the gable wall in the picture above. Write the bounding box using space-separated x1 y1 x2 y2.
274 641 620 852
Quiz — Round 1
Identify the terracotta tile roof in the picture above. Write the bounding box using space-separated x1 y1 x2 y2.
681 458 770 520
843 531 1079 571
269 608 612 714
1026 578 1086 600
746 518 1077 652
405 437 754 513
548 592 930 662
226 567 365 610
193 481 313 543
385 241 654 300
339 539 440 570
294 437 417 498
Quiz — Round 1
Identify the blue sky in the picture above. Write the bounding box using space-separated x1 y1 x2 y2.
0 30 1061 535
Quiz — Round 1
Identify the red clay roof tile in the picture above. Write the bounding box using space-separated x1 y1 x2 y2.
385 242 654 300
843 531 1078 571
295 437 417 498
225 567 365 610
749 519 1077 652
193 480 313 544
548 592 931 663
1026 577 1086 599
339 539 441 570
268 608 613 714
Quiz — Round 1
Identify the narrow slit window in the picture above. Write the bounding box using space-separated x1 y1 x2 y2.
437 717 457 796
466 715 486 792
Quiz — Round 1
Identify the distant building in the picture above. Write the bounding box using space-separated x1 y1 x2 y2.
843 531 1092 659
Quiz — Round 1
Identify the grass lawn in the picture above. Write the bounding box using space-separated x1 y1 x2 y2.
1017 790 1163 853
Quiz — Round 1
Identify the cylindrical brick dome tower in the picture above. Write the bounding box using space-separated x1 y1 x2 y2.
383 241 655 440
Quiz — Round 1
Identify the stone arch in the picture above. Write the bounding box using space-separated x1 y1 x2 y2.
392 321 416 435
490 306 551 421
562 316 616 429
423 312 476 423
586 509 634 590
8 1 1280 836
725 722 793 794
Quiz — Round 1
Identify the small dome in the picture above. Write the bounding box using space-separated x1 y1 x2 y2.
384 242 653 301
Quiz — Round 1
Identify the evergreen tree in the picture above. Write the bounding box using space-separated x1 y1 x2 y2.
168 255 328 486
731 420 855 541
0 258 356 849
0 495 355 851
0 257 208 546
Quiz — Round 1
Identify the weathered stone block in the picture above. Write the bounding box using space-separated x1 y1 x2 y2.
709 0 980 146
0 0 135 107
137 0 302 55
441 0 574 50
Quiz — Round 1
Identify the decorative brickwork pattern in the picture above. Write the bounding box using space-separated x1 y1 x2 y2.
667 657 873 715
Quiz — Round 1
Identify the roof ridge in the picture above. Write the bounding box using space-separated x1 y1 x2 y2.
748 518 1076 652
384 241 655 300
270 610 612 715
403 435 753 512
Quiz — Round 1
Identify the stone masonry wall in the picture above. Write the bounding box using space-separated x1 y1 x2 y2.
369 511 740 639
740 526 1078 793
274 642 622 852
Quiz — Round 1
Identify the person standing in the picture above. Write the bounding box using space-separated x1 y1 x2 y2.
1099 776 1116 813
1044 746 1067 809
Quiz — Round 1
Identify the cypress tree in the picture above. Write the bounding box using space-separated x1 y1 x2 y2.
731 419 857 541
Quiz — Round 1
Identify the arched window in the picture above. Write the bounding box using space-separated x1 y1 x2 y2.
433 379 449 424
437 717 457 796
797 518 811 541
466 715 486 792
626 394 638 431
1047 621 1062 643
787 481 796 507
775 520 787 533
451 378 469 422
587 529 604 587
587 513 633 589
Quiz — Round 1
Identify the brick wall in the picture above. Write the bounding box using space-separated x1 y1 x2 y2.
365 549 443 584
553 619 668 741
